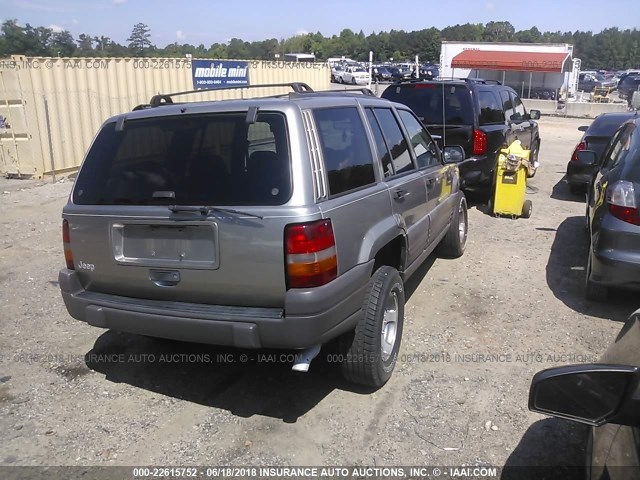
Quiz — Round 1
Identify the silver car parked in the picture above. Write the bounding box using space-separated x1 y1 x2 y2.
59 83 468 387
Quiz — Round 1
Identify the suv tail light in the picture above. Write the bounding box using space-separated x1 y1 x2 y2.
607 181 640 226
62 219 75 270
473 129 487 155
285 219 337 288
571 141 586 161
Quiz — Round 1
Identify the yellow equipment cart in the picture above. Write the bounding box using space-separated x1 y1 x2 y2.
491 140 533 218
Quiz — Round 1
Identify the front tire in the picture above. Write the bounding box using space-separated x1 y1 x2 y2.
522 199 533 218
340 266 405 388
437 194 468 258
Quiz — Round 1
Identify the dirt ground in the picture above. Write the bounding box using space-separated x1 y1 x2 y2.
1 115 638 477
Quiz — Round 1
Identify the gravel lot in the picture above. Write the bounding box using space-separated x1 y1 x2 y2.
1 115 639 477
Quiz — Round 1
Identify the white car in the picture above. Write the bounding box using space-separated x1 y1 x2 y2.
330 65 344 83
339 66 370 85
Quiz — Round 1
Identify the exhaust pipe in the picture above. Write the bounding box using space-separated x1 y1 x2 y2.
291 344 321 373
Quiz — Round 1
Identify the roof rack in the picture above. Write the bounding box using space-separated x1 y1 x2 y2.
448 77 502 85
394 77 502 86
469 78 502 85
292 87 376 97
147 82 314 107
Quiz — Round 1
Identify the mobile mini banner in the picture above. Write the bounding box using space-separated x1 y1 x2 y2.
191 60 250 89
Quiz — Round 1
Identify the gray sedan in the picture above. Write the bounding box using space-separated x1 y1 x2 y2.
581 116 640 301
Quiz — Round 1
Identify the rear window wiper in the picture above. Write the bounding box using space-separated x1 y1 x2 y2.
168 205 263 219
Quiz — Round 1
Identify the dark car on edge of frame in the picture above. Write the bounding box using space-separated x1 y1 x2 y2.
566 112 639 195
529 308 640 480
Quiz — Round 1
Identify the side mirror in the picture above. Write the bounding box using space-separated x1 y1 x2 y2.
529 364 640 427
443 145 465 164
529 109 541 120
578 125 589 132
577 150 598 166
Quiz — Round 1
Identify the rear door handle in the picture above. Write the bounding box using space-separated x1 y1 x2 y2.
393 189 411 199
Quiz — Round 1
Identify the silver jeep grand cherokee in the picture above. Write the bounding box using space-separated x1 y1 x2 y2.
59 83 468 387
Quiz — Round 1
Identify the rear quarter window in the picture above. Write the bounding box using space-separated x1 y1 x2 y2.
603 124 635 171
620 125 640 181
477 90 505 125
313 107 376 196
511 93 526 118
499 90 513 119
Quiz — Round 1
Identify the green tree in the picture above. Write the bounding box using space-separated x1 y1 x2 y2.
0 20 28 56
389 29 410 60
226 38 250 58
572 31 595 67
441 23 483 41
24 24 52 55
514 27 542 43
208 42 228 59
127 22 152 56
591 28 627 69
0 18 638 70
412 28 440 62
93 36 111 55
48 30 76 56
482 21 515 42
0 21 52 56
75 33 94 56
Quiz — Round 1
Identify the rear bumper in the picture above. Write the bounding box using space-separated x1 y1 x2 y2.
59 260 373 349
590 218 640 289
591 249 640 289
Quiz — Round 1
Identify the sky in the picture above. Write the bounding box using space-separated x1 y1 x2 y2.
1 0 639 46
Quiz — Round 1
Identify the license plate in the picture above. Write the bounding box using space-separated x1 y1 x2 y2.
111 222 219 269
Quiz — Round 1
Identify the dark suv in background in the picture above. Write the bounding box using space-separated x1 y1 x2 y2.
381 78 541 200
618 74 640 106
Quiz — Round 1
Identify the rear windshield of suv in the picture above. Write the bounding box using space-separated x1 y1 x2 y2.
73 112 291 206
382 84 474 126
588 115 635 136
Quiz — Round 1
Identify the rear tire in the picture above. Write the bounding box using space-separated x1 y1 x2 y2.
521 199 533 219
585 251 608 302
437 194 468 258
340 266 404 388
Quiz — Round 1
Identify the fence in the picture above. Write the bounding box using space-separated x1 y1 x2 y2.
0 56 331 178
